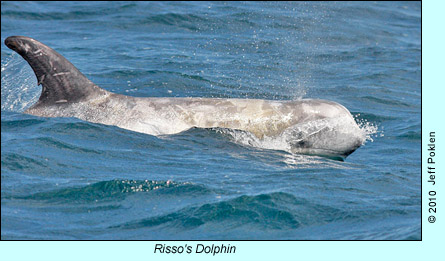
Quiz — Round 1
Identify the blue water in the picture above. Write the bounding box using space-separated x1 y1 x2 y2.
1 1 420 240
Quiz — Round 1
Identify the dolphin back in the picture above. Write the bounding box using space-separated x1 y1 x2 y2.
4 36 105 109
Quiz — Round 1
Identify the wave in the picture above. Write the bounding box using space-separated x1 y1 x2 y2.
1 152 48 171
106 190 418 240
113 192 303 231
1 2 138 21
111 191 410 233
15 179 207 203
361 96 413 108
1 10 103 20
396 125 421 141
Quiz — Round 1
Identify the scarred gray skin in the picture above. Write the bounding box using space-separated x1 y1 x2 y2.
5 36 364 158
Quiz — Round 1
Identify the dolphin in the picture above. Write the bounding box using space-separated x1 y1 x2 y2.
4 36 365 158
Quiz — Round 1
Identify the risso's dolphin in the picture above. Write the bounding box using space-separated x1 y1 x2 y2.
5 36 365 159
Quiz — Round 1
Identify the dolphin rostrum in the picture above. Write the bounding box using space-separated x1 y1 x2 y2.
5 36 365 158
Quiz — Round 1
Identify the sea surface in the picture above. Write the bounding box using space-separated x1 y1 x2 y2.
1 1 421 240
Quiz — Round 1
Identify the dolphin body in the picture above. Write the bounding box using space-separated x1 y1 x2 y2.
5 36 365 159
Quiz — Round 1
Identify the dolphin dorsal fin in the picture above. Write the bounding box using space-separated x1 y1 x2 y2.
5 36 106 107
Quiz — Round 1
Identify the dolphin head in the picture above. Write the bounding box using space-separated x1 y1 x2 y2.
286 100 366 159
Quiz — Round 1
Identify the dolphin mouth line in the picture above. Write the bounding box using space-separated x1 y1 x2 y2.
302 147 358 157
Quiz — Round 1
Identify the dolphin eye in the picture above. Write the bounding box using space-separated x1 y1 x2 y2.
297 140 308 147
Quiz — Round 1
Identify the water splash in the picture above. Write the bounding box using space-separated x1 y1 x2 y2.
1 53 40 112
354 113 383 143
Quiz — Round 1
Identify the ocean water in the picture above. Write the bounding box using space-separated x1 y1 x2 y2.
1 1 420 240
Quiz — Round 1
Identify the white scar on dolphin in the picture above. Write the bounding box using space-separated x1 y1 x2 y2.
5 36 365 159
